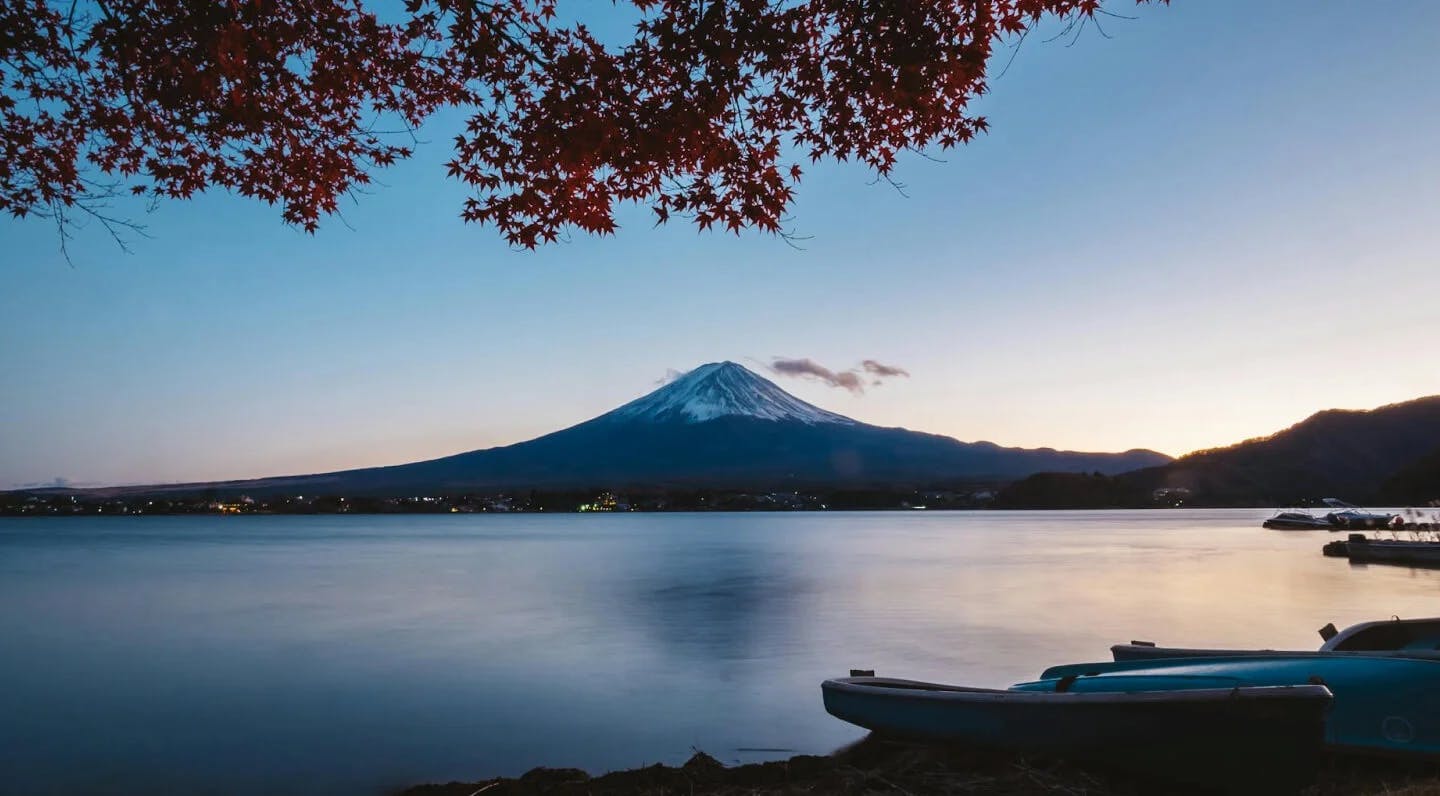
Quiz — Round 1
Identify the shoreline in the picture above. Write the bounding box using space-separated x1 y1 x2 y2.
398 737 1440 796
2 505 1389 517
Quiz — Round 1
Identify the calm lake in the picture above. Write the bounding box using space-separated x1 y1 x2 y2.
3 510 1438 795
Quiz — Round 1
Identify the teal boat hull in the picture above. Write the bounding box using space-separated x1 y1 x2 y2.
823 676 1331 791
1029 654 1440 757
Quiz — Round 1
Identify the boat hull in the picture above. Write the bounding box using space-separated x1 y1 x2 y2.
823 676 1330 791
1264 518 1335 530
1346 538 1440 567
1036 655 1440 758
1263 511 1335 530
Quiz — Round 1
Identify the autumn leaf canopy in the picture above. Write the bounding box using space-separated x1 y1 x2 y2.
1 1 1149 248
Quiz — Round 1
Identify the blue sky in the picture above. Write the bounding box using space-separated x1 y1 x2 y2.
4 0 1440 487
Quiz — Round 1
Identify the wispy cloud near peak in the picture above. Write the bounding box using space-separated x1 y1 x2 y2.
861 360 910 379
768 357 911 394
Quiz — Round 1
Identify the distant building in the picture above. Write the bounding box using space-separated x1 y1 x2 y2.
579 492 628 512
1152 487 1192 506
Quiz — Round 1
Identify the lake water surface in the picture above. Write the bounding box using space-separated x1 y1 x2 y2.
4 510 1439 795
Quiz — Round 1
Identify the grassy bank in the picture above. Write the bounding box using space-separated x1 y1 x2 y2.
399 737 1440 795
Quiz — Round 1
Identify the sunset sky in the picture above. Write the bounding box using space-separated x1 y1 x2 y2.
4 0 1440 488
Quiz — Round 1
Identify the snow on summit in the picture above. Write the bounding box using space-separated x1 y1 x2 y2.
606 361 855 425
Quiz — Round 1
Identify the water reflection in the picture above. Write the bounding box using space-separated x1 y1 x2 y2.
614 527 809 662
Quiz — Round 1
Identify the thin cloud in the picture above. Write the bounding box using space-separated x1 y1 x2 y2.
829 370 864 393
861 360 910 379
769 358 865 393
769 357 911 394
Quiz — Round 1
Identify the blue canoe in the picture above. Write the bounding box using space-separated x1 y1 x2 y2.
823 676 1331 790
1032 654 1440 757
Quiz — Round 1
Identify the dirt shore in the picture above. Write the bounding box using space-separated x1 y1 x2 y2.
398 737 1440 796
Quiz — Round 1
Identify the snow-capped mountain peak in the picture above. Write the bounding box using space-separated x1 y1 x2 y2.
605 361 856 425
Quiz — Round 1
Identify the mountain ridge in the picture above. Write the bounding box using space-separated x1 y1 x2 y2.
1134 395 1440 503
990 395 1440 507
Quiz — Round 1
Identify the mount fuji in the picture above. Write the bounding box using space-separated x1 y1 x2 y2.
136 361 1169 495
608 361 856 425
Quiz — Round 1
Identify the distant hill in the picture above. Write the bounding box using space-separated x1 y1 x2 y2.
1376 444 1440 506
57 362 1170 497
1120 396 1440 506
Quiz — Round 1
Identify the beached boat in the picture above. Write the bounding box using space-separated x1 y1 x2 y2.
822 675 1331 790
1264 510 1335 530
1113 616 1440 662
1035 654 1440 757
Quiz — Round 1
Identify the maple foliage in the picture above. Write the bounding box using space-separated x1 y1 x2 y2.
1 1 1158 249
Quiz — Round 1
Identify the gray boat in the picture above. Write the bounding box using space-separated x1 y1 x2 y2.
1262 500 1398 531
1263 510 1335 530
1321 499 1398 529
822 675 1332 791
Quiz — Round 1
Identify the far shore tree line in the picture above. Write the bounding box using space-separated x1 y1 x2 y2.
7 471 1437 516
2 486 1002 516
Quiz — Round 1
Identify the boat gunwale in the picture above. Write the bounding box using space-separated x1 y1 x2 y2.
1110 617 1440 659
1111 644 1440 661
822 677 1332 705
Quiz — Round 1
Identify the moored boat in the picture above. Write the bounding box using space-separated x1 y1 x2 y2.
1320 499 1398 530
1345 536 1440 567
1036 654 1440 758
822 675 1331 791
1326 510 1400 529
1261 500 1400 530
1113 616 1440 662
1264 510 1335 530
